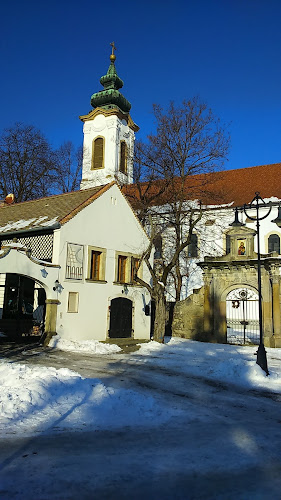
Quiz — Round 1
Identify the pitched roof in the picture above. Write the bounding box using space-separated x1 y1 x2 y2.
123 162 281 208
0 183 115 236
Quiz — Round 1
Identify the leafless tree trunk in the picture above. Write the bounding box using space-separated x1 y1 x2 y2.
127 98 230 342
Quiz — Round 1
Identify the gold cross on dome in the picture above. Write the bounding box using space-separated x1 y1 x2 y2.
110 41 117 55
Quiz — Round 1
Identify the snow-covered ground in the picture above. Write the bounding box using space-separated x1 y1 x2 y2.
1 338 281 499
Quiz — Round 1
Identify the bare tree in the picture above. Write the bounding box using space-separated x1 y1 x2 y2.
0 124 83 202
54 141 82 193
0 123 57 202
126 98 230 342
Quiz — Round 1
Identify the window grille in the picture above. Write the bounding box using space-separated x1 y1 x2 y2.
1 233 53 261
66 243 84 280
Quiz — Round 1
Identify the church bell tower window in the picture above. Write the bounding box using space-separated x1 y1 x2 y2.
92 137 104 170
119 141 127 174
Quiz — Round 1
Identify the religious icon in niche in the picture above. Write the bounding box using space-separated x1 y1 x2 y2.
238 240 246 255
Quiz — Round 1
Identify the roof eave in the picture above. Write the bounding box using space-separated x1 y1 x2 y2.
0 222 61 240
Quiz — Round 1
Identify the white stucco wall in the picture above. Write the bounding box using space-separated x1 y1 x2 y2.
55 184 151 341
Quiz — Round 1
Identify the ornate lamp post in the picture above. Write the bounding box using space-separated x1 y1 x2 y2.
243 192 271 375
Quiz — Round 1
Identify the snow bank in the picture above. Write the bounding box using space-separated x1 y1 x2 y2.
0 361 178 438
48 336 121 354
136 338 281 393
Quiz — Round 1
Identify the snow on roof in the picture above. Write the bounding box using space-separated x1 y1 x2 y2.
0 183 115 235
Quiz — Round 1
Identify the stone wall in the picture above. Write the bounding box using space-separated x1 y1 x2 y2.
172 287 205 341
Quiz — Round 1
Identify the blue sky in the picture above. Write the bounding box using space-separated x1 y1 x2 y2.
1 0 281 170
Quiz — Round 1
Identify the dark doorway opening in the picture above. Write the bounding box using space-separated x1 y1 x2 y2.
0 274 46 341
109 297 132 338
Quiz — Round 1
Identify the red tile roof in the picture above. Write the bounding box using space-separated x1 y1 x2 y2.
123 163 281 208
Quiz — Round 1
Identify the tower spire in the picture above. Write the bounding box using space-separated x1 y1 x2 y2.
90 42 131 113
80 44 138 190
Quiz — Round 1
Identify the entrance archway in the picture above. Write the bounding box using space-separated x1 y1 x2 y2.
0 273 46 340
109 297 132 338
226 287 259 345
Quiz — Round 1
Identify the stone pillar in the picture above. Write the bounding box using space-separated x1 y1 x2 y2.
217 300 227 343
271 274 281 347
44 299 59 346
203 275 212 340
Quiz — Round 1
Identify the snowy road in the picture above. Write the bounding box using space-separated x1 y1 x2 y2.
1 340 281 499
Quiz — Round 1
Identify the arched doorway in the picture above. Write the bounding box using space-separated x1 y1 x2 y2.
109 297 132 338
226 287 259 345
0 273 46 340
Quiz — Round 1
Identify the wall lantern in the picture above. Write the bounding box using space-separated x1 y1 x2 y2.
271 206 281 227
53 279 63 293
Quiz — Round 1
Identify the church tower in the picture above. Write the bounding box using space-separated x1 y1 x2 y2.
80 43 139 189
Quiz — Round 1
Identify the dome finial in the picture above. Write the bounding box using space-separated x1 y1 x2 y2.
110 41 116 62
90 42 131 113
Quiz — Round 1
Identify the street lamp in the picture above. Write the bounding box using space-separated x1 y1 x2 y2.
243 192 270 376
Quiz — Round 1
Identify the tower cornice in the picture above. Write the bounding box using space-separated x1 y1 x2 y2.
79 107 139 132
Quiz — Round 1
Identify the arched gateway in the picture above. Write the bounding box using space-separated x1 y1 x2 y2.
0 246 60 344
0 273 46 339
226 287 259 345
173 224 281 348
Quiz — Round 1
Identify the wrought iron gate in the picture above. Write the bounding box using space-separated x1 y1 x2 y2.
226 288 259 345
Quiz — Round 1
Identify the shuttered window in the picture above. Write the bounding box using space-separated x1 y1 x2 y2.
119 141 127 174
92 137 104 170
87 246 106 282
131 257 140 283
117 255 127 283
91 250 101 280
